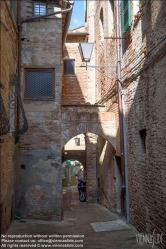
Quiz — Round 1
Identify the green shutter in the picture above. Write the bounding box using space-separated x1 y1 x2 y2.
85 0 88 11
121 0 131 33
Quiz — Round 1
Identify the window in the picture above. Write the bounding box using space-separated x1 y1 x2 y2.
100 8 104 30
139 129 147 154
121 0 131 33
24 69 55 100
34 2 46 16
10 0 17 21
63 60 75 76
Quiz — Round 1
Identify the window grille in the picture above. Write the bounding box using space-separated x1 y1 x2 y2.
121 0 131 33
25 69 54 99
34 2 46 16
64 60 75 76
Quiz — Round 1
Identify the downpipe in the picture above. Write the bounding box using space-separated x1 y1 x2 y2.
115 0 130 223
121 90 130 223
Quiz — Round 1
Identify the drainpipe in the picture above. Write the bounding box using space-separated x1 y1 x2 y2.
115 0 130 223
122 92 130 223
17 0 21 88
62 1 74 48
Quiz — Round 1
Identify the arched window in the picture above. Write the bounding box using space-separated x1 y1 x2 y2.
99 8 104 40
100 8 104 30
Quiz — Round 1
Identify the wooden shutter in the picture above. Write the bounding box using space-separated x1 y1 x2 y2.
121 0 131 33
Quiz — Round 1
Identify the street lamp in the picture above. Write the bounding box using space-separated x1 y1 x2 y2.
78 42 116 72
78 42 94 70
78 42 94 64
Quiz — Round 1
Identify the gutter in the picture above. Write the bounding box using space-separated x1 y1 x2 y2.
21 3 73 23
62 1 74 47
115 0 130 222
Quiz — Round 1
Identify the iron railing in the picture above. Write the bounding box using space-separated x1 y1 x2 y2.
0 75 28 142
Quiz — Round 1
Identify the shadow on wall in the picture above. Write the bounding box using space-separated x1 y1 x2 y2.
121 1 166 243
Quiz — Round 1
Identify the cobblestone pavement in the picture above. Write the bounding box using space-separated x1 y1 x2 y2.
5 186 159 249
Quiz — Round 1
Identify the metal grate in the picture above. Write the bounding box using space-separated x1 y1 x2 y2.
26 71 53 99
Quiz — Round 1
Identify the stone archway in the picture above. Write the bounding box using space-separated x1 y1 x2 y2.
61 106 117 204
61 106 116 150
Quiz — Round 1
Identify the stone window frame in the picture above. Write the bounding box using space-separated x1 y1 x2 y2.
24 68 55 101
63 59 75 77
34 1 47 16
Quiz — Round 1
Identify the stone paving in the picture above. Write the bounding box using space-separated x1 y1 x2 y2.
4 186 158 249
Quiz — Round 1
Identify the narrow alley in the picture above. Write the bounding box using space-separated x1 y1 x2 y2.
1 1 166 249
6 186 158 249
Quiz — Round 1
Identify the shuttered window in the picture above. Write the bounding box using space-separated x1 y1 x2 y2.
121 0 131 33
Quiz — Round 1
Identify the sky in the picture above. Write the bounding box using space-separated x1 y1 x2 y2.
69 0 85 30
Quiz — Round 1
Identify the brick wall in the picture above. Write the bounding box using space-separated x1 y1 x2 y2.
97 137 117 212
121 0 166 243
0 0 18 233
86 2 166 245
17 0 63 220
85 133 98 203
62 30 94 104
86 0 121 215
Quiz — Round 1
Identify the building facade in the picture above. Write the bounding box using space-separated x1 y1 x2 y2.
16 0 74 221
0 0 19 233
86 0 166 245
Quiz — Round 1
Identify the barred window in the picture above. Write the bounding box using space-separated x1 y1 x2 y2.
63 60 75 76
24 69 55 100
34 2 47 16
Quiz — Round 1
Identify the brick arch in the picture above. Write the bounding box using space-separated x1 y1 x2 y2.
61 107 116 150
61 122 116 150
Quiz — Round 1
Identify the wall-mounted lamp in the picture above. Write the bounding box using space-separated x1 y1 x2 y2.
78 42 94 66
74 136 80 146
78 42 116 72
